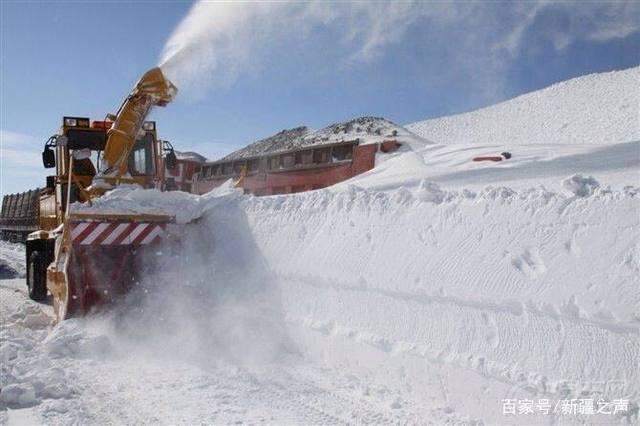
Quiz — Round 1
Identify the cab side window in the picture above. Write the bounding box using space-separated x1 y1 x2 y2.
128 134 155 175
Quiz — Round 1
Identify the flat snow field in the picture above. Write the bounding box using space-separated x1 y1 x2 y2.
1 67 639 425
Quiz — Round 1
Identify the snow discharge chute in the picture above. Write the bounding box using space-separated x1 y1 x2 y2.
94 67 177 190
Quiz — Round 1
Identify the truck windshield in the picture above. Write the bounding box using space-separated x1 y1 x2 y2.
64 128 105 175
71 151 102 176
128 133 155 176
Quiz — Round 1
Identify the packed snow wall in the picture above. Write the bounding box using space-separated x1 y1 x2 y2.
222 182 639 421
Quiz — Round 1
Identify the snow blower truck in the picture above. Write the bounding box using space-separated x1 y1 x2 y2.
24 67 180 322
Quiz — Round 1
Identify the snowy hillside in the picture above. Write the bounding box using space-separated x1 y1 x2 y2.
407 66 640 145
222 116 430 160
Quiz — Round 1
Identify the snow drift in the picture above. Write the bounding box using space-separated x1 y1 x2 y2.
22 174 637 423
407 66 640 146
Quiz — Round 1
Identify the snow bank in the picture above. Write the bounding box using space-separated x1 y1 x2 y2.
0 301 76 409
59 175 639 422
234 181 639 422
407 67 640 145
347 139 640 193
0 241 25 279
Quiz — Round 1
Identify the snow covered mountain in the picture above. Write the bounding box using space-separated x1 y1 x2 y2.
222 116 430 160
407 66 639 145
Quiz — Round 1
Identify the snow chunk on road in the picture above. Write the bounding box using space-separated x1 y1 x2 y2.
416 181 445 203
0 298 75 410
0 384 36 406
0 241 25 279
44 320 112 359
562 174 600 197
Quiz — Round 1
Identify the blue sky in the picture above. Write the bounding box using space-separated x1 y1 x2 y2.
1 0 638 195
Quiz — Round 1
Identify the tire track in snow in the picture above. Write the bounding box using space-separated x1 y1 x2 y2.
282 272 638 335
281 276 639 402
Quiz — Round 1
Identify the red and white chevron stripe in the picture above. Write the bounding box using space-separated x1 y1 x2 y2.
70 222 166 245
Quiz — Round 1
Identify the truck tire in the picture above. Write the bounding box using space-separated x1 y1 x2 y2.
27 251 48 301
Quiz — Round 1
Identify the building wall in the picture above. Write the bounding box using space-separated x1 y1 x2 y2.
166 160 201 192
193 143 382 196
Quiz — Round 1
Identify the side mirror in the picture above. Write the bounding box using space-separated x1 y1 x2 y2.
166 151 177 170
42 146 55 168
161 140 178 170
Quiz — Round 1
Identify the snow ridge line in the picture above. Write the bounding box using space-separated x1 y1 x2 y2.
278 272 640 336
285 312 639 402
244 180 640 214
280 274 639 401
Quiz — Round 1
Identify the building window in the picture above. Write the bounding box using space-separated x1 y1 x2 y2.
248 159 259 172
280 153 294 169
313 148 330 164
269 156 279 170
302 150 313 165
222 162 233 175
295 150 313 166
332 144 353 161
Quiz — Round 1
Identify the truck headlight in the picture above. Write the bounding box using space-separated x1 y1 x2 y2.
142 121 156 131
63 117 90 127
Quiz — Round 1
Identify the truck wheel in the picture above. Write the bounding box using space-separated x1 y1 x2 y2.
27 251 48 301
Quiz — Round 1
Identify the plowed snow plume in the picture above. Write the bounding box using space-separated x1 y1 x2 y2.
159 1 638 100
158 1 422 96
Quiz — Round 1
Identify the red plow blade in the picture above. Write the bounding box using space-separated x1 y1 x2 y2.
47 213 177 321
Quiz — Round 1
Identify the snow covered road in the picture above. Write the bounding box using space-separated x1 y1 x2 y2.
0 278 472 425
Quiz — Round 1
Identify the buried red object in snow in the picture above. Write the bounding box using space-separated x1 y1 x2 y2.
473 151 512 162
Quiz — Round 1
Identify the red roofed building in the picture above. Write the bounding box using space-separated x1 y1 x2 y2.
192 117 428 196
